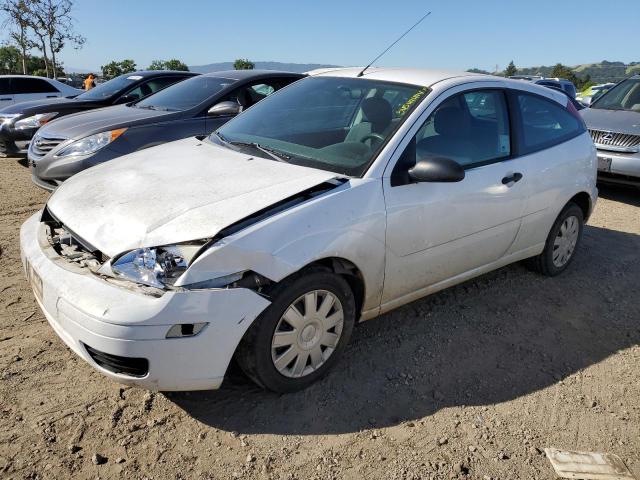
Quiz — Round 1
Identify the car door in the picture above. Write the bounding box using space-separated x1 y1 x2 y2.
381 85 531 306
12 77 61 104
0 78 14 105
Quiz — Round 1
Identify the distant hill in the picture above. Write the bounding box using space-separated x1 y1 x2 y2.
189 61 341 74
516 61 639 84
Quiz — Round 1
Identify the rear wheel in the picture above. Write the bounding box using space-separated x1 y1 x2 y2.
526 202 584 276
236 270 355 392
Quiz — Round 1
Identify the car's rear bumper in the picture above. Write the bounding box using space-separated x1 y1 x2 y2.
20 212 271 391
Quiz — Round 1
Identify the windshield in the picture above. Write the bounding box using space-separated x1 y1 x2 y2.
591 78 640 111
76 74 140 100
213 76 429 176
136 76 234 112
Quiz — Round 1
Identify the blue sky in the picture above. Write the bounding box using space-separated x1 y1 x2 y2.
4 0 639 71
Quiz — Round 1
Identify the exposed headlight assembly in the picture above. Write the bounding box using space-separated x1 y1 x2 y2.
14 112 58 130
55 128 127 158
111 243 204 289
109 243 271 291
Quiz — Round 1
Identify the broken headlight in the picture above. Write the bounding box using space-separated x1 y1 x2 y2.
111 244 203 289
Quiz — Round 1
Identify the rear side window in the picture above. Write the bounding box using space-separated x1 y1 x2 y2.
0 78 10 95
12 77 59 94
514 92 585 154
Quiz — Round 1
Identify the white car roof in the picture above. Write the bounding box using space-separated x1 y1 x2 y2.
0 74 55 80
309 67 568 105
309 67 484 87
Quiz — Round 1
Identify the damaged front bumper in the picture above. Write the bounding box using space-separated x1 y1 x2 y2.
19 212 271 391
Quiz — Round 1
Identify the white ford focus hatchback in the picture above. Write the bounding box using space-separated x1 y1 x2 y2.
20 68 597 392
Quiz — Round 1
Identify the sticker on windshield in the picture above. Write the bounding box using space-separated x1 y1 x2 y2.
396 87 429 117
126 75 143 81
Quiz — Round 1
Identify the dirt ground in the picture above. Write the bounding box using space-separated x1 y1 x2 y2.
0 157 639 480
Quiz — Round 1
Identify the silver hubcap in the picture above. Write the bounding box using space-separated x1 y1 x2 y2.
271 290 344 378
552 215 580 267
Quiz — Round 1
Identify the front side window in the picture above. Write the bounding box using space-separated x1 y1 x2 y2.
220 80 281 110
13 78 59 94
591 78 640 112
121 77 184 101
135 76 234 112
414 90 511 168
515 92 585 152
214 76 429 176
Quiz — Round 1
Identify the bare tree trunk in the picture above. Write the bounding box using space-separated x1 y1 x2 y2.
20 30 27 74
21 46 27 74
38 39 50 77
48 38 57 77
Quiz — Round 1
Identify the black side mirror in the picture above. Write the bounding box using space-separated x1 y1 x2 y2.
408 156 465 183
208 101 242 117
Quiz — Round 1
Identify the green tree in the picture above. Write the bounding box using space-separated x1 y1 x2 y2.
504 60 517 77
147 59 189 71
30 0 85 78
1 0 35 74
163 58 188 71
0 45 22 74
101 59 136 78
147 59 165 70
233 58 254 70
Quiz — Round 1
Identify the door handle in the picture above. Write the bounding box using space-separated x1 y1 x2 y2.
502 172 523 185
46 95 57 98
0 98 11 101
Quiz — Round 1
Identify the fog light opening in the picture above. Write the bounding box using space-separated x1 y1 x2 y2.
166 322 208 338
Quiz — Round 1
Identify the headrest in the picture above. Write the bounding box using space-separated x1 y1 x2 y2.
434 107 470 137
362 97 393 131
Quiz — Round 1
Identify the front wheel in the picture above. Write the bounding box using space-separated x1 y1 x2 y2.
236 270 356 393
525 202 584 276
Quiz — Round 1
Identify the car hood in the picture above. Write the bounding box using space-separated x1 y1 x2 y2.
47 137 339 257
581 108 640 135
0 96 83 115
39 104 174 139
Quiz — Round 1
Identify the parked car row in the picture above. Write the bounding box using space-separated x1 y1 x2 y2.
0 70 197 158
17 67 599 392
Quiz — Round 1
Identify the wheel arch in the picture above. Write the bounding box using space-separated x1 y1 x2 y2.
568 191 592 221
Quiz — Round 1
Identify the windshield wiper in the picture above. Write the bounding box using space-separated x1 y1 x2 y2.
214 132 290 162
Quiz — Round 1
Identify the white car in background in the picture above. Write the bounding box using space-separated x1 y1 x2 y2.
0 75 82 106
20 68 597 393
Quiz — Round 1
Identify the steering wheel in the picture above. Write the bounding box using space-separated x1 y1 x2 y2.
359 133 385 145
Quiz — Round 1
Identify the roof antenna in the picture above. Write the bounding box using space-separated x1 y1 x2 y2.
357 11 432 77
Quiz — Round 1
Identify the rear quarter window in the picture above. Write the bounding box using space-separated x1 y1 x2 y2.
0 78 11 95
12 78 59 94
514 92 585 154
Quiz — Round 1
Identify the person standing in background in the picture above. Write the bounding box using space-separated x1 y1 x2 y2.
83 73 96 91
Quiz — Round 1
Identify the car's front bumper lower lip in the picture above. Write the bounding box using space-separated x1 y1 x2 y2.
19 212 271 391
596 148 640 182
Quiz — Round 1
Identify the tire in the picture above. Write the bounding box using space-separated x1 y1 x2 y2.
525 202 584 276
236 269 356 393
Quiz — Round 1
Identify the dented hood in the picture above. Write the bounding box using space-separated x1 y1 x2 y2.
47 137 338 257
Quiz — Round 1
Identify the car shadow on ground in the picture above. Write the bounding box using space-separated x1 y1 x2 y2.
167 225 640 435
16 157 29 168
598 183 640 207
